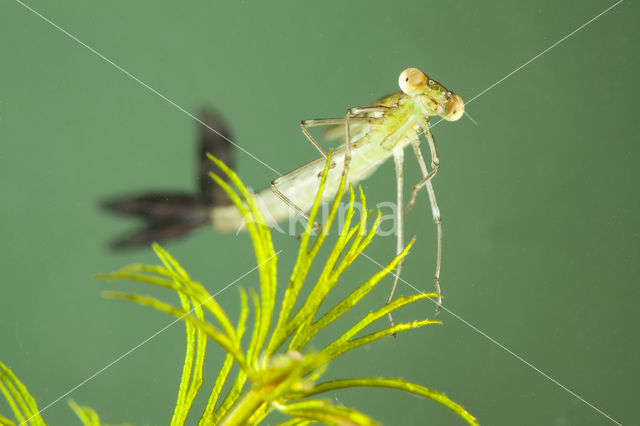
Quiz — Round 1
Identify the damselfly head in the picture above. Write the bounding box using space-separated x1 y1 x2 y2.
398 67 464 121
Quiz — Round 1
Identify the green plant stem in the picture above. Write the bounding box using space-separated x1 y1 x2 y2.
217 389 266 426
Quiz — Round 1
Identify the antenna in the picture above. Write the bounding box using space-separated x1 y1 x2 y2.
464 110 478 126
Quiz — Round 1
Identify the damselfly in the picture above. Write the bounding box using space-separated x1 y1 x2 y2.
104 67 464 320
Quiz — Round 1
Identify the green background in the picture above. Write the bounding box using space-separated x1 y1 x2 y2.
1 1 638 425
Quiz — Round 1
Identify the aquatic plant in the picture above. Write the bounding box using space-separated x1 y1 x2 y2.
0 154 477 425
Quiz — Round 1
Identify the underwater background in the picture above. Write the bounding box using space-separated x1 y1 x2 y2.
1 1 638 424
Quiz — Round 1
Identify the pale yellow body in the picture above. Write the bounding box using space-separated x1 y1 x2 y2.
211 92 431 233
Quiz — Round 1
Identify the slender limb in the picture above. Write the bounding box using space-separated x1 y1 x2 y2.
269 118 354 232
408 128 440 210
269 108 389 231
387 148 404 331
300 118 344 166
301 117 372 172
411 138 443 313
344 105 393 172
270 180 320 233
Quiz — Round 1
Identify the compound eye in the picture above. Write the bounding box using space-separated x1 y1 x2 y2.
443 93 465 121
399 68 428 95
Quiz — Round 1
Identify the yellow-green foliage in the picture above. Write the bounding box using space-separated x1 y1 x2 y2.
0 154 478 425
0 361 44 426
